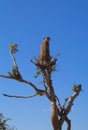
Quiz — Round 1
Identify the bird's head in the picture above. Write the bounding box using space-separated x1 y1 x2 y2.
44 37 51 43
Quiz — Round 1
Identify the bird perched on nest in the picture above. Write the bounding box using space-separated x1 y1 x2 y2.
39 37 51 65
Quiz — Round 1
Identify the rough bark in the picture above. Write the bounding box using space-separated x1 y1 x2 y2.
51 102 61 130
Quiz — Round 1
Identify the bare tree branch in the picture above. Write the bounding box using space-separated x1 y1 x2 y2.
0 74 47 96
9 44 18 67
55 95 61 109
0 75 11 79
3 93 38 98
10 51 17 67
65 117 71 130
66 84 82 115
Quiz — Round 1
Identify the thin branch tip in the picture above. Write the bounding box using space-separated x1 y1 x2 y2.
3 93 38 98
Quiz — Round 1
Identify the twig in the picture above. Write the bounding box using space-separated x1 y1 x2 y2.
10 51 17 67
63 98 69 108
55 95 61 108
3 93 38 98
0 75 11 79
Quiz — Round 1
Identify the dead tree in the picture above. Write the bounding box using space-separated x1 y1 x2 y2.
0 41 82 130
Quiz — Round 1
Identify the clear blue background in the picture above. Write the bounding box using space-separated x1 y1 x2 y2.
0 0 88 130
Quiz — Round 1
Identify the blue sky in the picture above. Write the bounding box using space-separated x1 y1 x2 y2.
0 0 88 130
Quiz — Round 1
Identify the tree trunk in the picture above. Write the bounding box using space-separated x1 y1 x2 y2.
51 102 62 130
